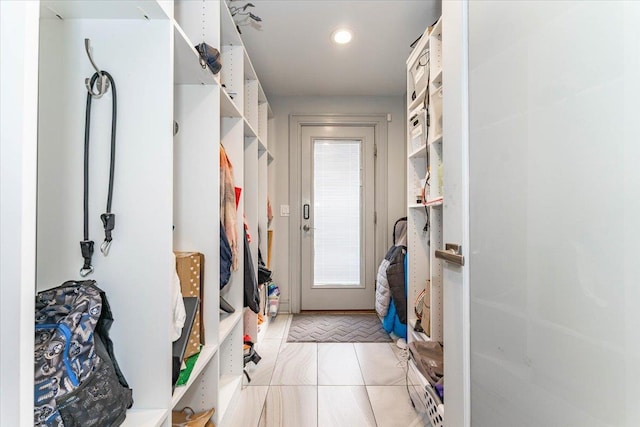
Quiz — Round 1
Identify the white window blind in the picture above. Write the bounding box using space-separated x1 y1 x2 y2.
313 140 361 286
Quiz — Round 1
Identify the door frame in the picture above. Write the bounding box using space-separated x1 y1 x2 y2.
289 114 388 314
442 1 471 426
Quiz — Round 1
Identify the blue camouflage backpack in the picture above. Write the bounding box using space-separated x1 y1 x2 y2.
34 280 133 426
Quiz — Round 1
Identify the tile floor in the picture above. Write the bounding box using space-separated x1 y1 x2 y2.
227 315 430 427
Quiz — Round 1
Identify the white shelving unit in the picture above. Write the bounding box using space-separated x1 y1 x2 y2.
174 1 274 425
406 16 444 427
0 1 273 426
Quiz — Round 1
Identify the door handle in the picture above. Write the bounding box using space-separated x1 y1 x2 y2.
435 243 465 266
302 224 316 232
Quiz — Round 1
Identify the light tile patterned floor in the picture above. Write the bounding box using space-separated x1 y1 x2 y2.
227 314 430 427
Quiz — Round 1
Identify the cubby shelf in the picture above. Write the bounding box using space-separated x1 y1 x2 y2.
171 344 219 407
218 374 243 423
244 117 258 137
409 144 428 159
174 22 219 86
220 0 243 46
221 90 242 118
409 86 428 112
429 133 443 146
220 310 243 343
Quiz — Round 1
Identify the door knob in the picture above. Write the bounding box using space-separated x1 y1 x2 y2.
302 224 315 232
435 243 465 266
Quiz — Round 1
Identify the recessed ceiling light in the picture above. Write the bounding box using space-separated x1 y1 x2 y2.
332 29 353 45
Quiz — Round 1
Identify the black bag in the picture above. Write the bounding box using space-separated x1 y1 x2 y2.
257 249 272 285
243 230 260 314
195 43 222 75
258 265 272 285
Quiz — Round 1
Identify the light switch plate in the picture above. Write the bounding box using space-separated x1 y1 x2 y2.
280 204 290 217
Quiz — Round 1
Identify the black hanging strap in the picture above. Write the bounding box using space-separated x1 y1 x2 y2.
80 71 117 277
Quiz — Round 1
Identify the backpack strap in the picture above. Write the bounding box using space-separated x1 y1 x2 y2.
80 71 117 277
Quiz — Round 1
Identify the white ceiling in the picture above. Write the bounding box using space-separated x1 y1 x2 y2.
237 0 441 97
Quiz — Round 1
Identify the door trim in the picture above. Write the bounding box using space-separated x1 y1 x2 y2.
289 114 388 314
442 1 471 426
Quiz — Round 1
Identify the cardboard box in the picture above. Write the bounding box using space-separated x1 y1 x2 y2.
174 252 205 359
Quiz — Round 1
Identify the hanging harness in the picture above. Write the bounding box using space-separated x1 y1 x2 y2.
80 71 117 277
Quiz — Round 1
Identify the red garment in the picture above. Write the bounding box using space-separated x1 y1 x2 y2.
220 146 238 271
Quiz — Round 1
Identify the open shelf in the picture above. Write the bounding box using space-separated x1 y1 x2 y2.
221 90 242 118
409 203 427 209
218 374 243 423
429 133 443 146
430 68 443 90
171 344 219 407
121 409 169 427
258 137 267 153
220 310 242 343
409 86 428 112
40 0 168 20
409 144 428 159
174 23 219 86
244 117 258 137
244 49 258 80
426 197 443 206
220 0 243 47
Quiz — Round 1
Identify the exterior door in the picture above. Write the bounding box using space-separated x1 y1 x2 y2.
300 125 376 310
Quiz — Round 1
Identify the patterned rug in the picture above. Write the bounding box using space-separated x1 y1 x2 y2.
287 313 392 343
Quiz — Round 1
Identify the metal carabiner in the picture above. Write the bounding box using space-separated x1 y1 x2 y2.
80 266 94 277
100 239 112 256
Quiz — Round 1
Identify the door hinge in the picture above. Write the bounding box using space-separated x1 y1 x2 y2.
374 144 377 157
374 212 377 225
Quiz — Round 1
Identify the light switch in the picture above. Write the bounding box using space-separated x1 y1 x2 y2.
280 204 290 217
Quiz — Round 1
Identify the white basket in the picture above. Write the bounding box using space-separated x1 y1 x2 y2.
408 359 443 427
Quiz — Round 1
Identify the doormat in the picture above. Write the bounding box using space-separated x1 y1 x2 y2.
287 313 392 343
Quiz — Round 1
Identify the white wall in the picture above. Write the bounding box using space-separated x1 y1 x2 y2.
267 95 406 312
467 1 640 426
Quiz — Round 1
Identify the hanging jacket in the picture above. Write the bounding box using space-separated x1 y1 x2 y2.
220 146 238 271
375 217 408 319
220 222 232 289
376 245 405 318
243 230 260 313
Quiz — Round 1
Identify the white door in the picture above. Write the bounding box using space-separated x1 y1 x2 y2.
444 1 640 426
300 125 376 310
